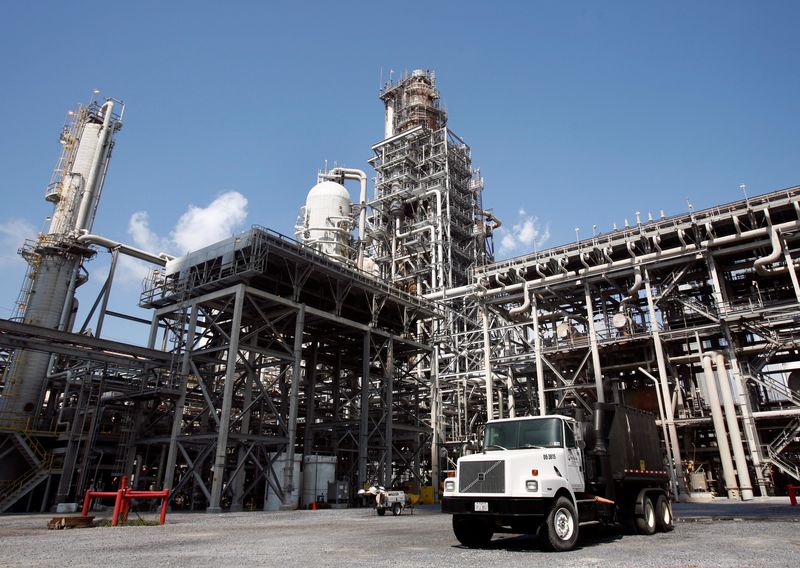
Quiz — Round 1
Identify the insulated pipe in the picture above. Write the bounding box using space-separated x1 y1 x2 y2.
700 353 739 499
482 210 502 232
74 101 115 232
395 218 437 290
618 266 643 313
77 232 172 265
508 284 531 318
328 167 368 269
713 352 754 500
427 221 800 301
753 223 800 276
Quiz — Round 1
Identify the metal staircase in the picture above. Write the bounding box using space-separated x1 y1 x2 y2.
0 432 57 512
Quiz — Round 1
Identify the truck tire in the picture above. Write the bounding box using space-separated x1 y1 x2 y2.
452 514 493 548
635 496 656 535
541 496 579 552
377 508 386 516
392 502 401 516
655 495 674 532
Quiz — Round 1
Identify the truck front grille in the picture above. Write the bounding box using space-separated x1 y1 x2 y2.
459 460 505 493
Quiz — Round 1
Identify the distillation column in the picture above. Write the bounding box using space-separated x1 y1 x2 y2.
0 98 122 419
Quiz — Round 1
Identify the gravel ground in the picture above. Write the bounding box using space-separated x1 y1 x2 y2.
0 506 797 568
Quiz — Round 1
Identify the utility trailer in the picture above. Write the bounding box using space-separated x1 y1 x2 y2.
442 403 673 551
358 486 407 516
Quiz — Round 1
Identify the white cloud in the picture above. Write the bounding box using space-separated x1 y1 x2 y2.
0 219 37 265
496 211 550 257
128 191 249 256
172 192 248 254
116 191 248 286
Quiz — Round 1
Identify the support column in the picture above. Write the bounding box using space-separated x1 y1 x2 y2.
584 282 604 403
383 339 394 487
164 303 199 492
357 331 370 489
208 286 245 513
431 343 440 502
303 340 319 457
230 346 255 511
532 298 546 415
281 304 305 509
480 304 494 419
781 234 800 303
643 269 687 497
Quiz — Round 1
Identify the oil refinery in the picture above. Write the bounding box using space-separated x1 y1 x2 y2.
1 69 798 515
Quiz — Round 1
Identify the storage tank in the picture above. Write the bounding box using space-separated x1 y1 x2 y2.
302 454 337 506
302 181 352 261
264 453 301 511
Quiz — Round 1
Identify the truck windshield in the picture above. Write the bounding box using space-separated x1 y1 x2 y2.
483 418 563 450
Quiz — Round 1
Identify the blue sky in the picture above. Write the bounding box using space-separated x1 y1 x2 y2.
1 1 798 344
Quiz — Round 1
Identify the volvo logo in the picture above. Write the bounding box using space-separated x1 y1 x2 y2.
477 472 486 481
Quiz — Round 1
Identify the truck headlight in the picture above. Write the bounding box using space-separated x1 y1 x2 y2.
444 479 456 493
525 480 538 492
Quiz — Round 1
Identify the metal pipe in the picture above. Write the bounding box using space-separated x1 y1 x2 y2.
713 352 754 500
427 221 800 301
481 304 494 420
74 101 114 232
77 232 172 265
700 352 739 499
638 367 679 496
328 167 368 269
508 283 531 318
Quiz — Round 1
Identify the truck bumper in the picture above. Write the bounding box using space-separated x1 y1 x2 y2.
441 496 548 518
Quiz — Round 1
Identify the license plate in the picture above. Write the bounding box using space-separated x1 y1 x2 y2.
474 501 489 512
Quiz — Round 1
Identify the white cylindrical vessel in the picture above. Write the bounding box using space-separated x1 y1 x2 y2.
303 181 352 261
301 455 337 506
48 123 101 235
264 453 302 511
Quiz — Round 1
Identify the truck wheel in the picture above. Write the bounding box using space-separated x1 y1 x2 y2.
392 502 401 516
655 495 674 532
541 496 579 552
377 508 386 516
452 514 493 548
635 496 656 535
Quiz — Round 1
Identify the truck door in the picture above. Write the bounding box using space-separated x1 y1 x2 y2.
564 421 585 491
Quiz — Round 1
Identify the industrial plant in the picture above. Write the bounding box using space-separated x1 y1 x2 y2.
1 69 798 515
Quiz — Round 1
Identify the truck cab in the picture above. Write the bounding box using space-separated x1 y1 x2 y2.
442 406 672 551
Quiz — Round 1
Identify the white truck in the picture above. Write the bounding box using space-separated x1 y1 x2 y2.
442 403 673 551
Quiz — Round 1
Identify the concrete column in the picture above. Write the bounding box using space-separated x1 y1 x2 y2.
584 282 605 403
700 354 739 499
281 304 305 509
164 303 199 491
208 286 245 513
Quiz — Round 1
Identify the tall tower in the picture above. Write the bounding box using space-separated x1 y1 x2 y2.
1 97 122 419
367 70 494 295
